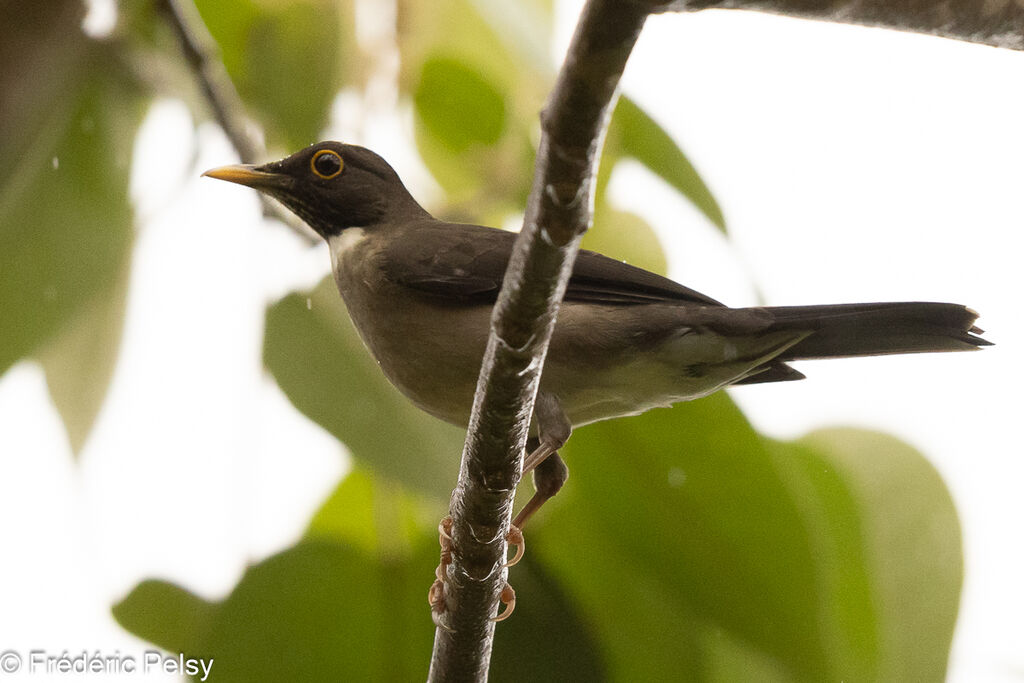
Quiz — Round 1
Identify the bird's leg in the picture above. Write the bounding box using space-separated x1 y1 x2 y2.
512 451 569 531
522 391 572 475
504 392 572 563
490 396 571 622
434 393 572 623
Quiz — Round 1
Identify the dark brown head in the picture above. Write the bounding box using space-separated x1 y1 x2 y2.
203 142 427 239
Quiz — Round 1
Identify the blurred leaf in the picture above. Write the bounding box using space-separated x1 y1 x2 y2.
113 580 216 654
0 82 130 374
0 16 142 454
306 466 381 552
0 0 88 182
582 203 669 276
116 540 427 681
264 277 465 499
118 467 603 681
193 0 352 151
305 465 436 563
399 0 544 219
397 0 550 101
606 97 726 232
489 555 607 683
123 471 437 680
533 393 960 681
0 25 133 374
536 394 827 680
458 0 556 68
415 55 507 153
38 255 131 454
793 428 962 682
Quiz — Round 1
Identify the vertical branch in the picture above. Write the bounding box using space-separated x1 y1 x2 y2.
427 0 674 679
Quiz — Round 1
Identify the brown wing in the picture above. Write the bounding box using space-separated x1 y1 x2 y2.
381 220 724 306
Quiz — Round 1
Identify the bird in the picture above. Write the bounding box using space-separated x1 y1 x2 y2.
204 140 990 533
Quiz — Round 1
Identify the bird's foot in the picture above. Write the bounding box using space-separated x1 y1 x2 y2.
429 516 454 629
489 525 523 622
429 517 522 625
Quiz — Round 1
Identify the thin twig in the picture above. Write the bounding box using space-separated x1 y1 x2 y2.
157 0 318 243
426 0 675 679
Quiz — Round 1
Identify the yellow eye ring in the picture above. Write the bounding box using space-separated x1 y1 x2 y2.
311 149 344 179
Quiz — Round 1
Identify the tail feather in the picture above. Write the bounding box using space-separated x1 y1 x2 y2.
760 302 991 361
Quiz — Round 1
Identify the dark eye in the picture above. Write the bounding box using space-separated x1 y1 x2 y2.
311 150 343 179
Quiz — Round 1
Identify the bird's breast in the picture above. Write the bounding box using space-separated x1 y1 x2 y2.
328 231 489 426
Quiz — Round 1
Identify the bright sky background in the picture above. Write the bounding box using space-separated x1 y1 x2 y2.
1 2 1022 681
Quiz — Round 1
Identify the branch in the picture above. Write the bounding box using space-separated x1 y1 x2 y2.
427 0 675 679
672 0 1024 51
156 0 318 242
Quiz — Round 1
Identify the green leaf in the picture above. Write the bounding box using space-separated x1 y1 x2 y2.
116 540 429 681
112 580 216 655
0 40 136 369
582 202 669 276
607 97 726 232
399 0 545 219
305 465 437 561
116 474 439 680
490 555 608 682
263 277 465 499
193 0 352 151
411 52 514 212
0 23 141 453
536 394 826 680
532 395 961 681
0 0 88 185
414 55 507 153
38 256 131 454
793 429 962 682
397 0 550 105
305 466 381 552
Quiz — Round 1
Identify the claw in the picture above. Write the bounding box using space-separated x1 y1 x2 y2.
491 582 516 622
437 543 453 582
435 559 448 584
503 524 525 568
432 516 518 625
437 516 454 581
428 579 445 610
430 516 454 611
430 579 453 632
438 515 453 544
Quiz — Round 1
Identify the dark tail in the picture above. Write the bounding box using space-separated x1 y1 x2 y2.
765 302 991 360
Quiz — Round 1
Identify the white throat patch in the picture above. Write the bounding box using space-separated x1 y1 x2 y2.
328 228 367 268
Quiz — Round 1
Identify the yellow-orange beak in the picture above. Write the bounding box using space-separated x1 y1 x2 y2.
202 164 289 191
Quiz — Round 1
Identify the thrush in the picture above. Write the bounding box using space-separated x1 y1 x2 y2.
205 141 989 616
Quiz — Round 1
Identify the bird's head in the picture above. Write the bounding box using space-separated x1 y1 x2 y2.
203 142 424 239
